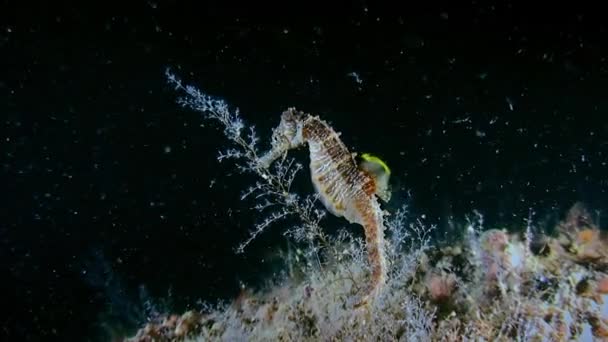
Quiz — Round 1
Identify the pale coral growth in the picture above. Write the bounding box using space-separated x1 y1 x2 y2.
599 277 608 294
126 311 203 341
480 228 509 251
126 201 608 341
425 271 457 302
553 203 608 276
479 228 510 282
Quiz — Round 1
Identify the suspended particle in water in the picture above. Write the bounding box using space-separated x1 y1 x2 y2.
506 97 514 111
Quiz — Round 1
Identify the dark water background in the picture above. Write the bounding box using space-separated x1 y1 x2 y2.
3 1 608 340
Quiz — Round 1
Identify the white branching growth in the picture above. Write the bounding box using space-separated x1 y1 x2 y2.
385 205 435 278
165 69 328 254
522 208 535 266
464 209 485 269
400 295 436 341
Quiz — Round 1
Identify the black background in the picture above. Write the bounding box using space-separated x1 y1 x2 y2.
3 1 608 340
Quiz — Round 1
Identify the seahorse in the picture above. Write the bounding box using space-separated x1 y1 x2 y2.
258 108 390 308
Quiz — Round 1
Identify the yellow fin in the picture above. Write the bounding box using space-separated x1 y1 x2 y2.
360 153 391 175
358 153 392 202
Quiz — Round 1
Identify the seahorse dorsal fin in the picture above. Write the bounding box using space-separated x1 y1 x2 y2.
359 153 392 202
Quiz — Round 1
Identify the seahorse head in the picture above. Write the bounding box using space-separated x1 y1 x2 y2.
275 107 306 146
258 108 307 168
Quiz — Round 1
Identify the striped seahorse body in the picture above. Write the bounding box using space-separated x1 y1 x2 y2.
259 108 388 307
